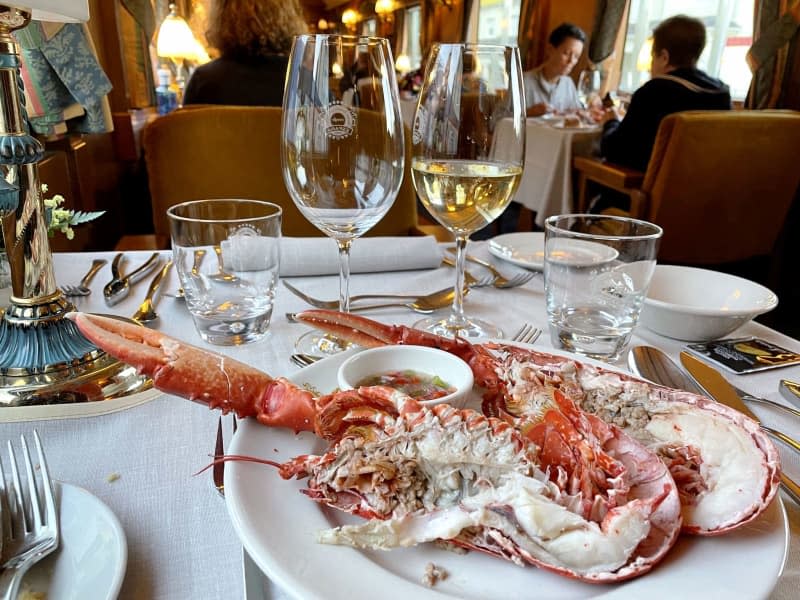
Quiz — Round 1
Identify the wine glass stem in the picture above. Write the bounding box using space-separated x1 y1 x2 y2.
337 239 353 313
449 236 469 327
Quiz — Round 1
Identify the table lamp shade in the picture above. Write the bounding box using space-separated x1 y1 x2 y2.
25 0 89 22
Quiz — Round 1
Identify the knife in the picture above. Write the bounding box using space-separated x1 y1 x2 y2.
680 351 800 504
780 380 800 410
103 253 161 306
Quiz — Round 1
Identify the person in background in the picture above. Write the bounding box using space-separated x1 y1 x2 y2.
183 0 307 107
600 14 731 173
523 23 586 117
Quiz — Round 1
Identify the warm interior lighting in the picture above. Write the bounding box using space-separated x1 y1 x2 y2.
395 54 411 73
375 0 395 19
341 9 360 30
318 18 329 31
157 4 198 60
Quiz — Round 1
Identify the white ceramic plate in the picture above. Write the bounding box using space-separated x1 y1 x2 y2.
225 347 789 600
21 482 127 600
488 232 546 270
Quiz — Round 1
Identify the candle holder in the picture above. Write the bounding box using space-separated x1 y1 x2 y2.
0 5 148 406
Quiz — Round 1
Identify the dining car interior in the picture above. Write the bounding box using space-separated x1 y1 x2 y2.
1 1 799 599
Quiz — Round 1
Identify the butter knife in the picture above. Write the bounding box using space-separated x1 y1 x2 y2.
103 253 161 306
680 351 800 504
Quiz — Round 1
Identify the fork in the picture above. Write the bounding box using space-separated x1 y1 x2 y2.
0 431 60 600
442 255 535 289
60 259 107 297
445 252 536 289
511 323 542 345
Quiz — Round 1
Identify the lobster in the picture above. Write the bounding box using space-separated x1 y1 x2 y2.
68 311 681 583
295 309 781 536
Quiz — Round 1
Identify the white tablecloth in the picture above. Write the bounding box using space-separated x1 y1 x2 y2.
515 119 601 226
2 244 798 599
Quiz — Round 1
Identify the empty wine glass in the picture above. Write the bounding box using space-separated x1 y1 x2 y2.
281 34 404 354
577 67 601 109
411 43 526 339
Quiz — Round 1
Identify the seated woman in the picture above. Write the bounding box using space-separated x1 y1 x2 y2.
183 0 307 107
523 23 586 117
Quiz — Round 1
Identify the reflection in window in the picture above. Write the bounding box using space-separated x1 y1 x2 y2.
476 0 520 46
619 0 754 100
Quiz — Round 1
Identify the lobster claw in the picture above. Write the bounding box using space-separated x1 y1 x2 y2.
67 313 317 431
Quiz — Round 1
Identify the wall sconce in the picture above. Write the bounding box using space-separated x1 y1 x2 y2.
341 9 360 32
436 0 456 8
375 0 395 22
318 18 329 31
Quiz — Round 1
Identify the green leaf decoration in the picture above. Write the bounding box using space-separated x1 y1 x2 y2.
68 211 106 225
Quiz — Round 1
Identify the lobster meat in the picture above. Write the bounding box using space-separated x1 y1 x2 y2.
68 312 681 583
296 310 781 536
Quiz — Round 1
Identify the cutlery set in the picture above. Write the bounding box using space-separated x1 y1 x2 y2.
629 345 800 505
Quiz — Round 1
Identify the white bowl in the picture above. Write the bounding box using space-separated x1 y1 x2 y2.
337 345 474 408
640 265 778 341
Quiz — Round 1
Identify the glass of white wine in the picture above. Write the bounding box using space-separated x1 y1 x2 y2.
281 34 405 354
411 43 526 339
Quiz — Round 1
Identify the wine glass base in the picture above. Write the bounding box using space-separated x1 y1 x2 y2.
294 330 353 356
413 315 504 340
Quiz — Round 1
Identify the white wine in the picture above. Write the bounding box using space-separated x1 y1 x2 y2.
411 159 522 235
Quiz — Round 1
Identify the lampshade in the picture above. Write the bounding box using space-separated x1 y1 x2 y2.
27 0 89 22
157 4 198 60
375 0 395 17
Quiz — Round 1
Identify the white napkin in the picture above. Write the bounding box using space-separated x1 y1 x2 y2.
280 236 443 276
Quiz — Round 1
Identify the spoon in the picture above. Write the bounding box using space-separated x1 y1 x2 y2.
629 346 800 418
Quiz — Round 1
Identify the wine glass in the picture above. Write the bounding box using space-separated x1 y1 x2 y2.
577 67 601 109
281 34 404 354
411 43 525 339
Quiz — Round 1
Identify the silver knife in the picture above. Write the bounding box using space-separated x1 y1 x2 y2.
103 253 161 306
780 380 800 410
680 351 800 504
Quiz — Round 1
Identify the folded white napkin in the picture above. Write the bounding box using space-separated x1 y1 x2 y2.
280 236 443 276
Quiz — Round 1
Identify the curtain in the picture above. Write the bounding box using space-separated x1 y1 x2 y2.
421 0 466 57
746 0 800 109
588 0 628 64
393 8 406 61
516 0 549 70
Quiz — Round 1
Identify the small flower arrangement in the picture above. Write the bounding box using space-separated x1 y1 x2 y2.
42 184 105 240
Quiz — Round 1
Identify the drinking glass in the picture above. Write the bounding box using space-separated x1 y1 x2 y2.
167 199 282 346
281 34 404 354
544 214 663 362
577 67 601 109
411 43 526 339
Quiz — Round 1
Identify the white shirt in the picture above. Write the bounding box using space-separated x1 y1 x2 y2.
523 66 581 113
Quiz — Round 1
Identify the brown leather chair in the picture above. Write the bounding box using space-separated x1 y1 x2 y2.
117 105 445 249
573 110 800 264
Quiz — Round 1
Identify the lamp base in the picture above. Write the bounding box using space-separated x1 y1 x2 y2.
0 299 152 406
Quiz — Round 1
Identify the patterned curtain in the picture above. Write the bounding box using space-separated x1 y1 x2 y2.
516 0 549 70
588 0 628 64
746 0 800 109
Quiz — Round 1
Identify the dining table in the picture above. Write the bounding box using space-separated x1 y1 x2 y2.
1 242 798 600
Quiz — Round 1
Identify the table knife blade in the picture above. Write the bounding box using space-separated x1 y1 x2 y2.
780 380 800 410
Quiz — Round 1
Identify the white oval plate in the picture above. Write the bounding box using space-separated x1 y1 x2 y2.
21 482 127 600
488 232 546 270
225 346 788 600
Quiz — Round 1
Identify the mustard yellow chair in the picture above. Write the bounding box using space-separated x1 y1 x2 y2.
118 105 444 249
573 110 800 264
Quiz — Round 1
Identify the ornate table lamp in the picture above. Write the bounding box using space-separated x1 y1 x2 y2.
0 2 147 404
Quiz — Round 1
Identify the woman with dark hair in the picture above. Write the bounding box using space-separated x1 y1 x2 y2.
523 23 586 117
183 0 307 106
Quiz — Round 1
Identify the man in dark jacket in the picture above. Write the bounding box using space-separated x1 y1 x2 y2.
600 14 732 172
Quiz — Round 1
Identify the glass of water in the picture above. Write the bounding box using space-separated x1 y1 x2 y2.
544 214 662 361
167 199 281 346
